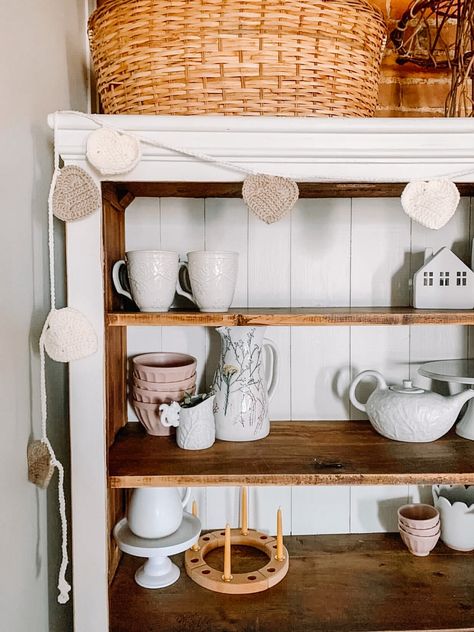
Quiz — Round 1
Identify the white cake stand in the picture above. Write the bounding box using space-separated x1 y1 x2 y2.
114 512 201 589
419 359 474 440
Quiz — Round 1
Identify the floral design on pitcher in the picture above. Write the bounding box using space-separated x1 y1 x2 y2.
212 328 268 435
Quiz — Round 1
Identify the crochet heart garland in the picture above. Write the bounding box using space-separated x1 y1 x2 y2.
52 165 101 222
86 127 141 175
401 179 460 230
242 174 299 224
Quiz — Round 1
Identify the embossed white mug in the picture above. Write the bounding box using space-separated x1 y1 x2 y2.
177 251 238 312
112 250 179 312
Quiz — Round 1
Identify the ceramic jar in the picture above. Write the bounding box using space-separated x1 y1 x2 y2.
211 326 279 441
432 485 474 551
127 487 191 539
160 395 216 450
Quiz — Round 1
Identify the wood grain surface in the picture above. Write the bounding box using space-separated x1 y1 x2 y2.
109 533 474 632
108 421 474 487
107 307 474 327
116 181 474 199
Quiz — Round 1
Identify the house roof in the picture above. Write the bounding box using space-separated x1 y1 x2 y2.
415 247 473 277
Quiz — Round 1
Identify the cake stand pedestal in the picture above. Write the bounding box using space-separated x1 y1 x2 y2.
419 359 474 440
114 512 201 588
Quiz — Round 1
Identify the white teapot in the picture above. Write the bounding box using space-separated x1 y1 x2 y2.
128 487 191 539
349 370 474 442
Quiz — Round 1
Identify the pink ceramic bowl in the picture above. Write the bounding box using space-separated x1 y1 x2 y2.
398 504 440 530
132 384 195 404
131 400 171 436
132 352 197 382
399 528 440 557
132 372 197 392
398 521 440 538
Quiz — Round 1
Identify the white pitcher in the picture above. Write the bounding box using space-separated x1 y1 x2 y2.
211 326 279 441
160 395 216 450
127 487 191 539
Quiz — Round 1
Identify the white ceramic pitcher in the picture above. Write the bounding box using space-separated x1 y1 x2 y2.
211 326 279 441
127 487 191 539
160 395 216 450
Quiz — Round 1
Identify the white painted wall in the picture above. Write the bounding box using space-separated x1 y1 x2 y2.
0 2 87 631
126 195 473 535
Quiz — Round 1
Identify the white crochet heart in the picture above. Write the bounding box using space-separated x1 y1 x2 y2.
52 166 101 222
401 179 460 230
86 127 141 175
44 308 97 363
242 174 299 224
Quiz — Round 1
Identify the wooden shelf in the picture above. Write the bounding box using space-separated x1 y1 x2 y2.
114 180 474 201
108 421 474 488
110 533 474 632
107 307 474 327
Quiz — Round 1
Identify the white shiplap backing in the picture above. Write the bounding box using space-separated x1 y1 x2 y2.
125 196 473 535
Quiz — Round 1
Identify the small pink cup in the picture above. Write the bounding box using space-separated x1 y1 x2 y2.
399 528 440 557
398 521 440 538
398 504 440 530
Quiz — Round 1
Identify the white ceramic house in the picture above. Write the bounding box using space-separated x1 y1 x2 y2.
413 242 474 309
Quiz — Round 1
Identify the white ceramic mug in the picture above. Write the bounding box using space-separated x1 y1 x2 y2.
176 251 238 312
112 250 179 312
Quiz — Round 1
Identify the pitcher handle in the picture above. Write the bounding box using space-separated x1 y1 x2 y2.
181 488 191 508
159 402 180 427
263 338 279 402
175 261 196 304
112 260 132 300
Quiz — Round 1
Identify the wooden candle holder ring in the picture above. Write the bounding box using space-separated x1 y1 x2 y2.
185 528 289 594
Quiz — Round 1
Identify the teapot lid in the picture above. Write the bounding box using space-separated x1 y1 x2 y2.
389 379 425 394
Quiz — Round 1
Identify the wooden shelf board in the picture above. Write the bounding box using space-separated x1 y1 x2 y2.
108 421 474 488
107 307 474 327
110 532 474 632
115 180 474 200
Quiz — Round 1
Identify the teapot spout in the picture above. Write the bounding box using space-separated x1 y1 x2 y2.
449 388 474 414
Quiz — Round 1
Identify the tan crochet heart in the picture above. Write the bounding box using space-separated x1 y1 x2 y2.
86 127 141 176
52 166 101 222
28 440 54 489
401 180 460 230
242 175 299 224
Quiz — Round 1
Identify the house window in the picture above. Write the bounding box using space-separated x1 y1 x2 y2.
423 271 433 287
457 271 467 286
440 271 450 287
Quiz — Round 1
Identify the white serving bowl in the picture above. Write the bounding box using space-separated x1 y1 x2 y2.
433 485 474 551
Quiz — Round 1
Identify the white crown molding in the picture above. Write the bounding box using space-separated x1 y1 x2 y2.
49 112 474 182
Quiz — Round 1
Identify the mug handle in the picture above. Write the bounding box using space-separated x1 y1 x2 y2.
263 338 279 402
175 261 196 304
112 260 132 300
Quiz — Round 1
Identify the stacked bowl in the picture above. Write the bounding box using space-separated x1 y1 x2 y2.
131 352 197 436
398 504 440 557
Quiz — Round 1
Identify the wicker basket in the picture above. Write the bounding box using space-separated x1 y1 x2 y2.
88 0 387 117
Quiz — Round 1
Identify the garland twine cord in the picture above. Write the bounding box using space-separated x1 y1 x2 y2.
57 109 474 184
41 112 71 604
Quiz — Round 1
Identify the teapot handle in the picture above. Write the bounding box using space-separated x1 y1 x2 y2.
181 488 191 508
349 370 388 413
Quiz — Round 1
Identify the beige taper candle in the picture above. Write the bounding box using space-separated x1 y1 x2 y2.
222 524 233 581
241 487 248 535
276 507 284 561
191 500 200 551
